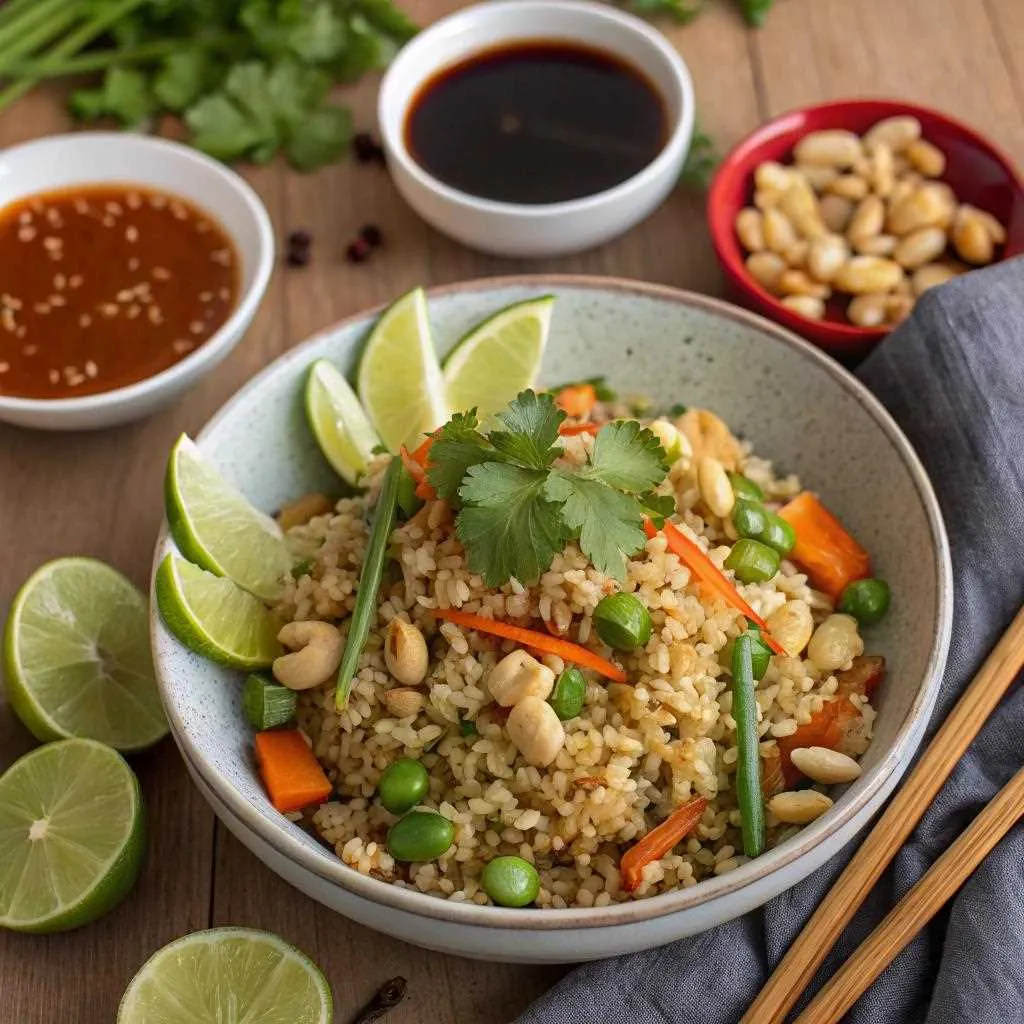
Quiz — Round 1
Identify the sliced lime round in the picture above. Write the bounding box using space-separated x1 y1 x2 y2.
0 738 145 933
118 927 333 1023
443 295 555 418
305 359 381 486
155 554 282 670
165 434 291 602
2 557 167 752
357 286 449 452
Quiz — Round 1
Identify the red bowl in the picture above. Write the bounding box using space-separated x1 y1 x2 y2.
708 98 1024 359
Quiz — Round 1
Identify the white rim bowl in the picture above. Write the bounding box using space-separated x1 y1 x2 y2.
0 133 274 431
378 1 695 257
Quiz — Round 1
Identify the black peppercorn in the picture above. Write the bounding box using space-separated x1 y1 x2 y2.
360 224 383 248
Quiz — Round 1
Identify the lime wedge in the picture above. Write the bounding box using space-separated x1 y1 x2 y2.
165 434 291 602
0 738 145 933
155 554 282 670
2 557 167 753
357 286 448 452
443 296 555 418
118 928 333 1024
305 359 381 486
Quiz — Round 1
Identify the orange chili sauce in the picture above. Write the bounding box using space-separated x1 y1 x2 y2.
0 185 240 399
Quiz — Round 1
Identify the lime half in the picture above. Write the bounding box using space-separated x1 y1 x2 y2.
2 557 167 752
165 434 291 602
118 927 333 1024
357 286 448 452
443 295 555 418
0 738 145 933
155 554 282 670
305 360 381 486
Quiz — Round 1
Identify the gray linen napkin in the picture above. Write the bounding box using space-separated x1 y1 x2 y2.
518 257 1024 1024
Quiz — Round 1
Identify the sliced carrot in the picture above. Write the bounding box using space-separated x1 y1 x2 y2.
558 422 601 437
836 654 886 698
620 796 707 892
644 519 785 655
761 751 785 799
430 607 627 683
399 443 437 501
556 383 597 418
776 696 861 786
777 491 871 599
254 729 332 813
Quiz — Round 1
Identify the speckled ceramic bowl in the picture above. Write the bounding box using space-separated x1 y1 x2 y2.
150 277 952 963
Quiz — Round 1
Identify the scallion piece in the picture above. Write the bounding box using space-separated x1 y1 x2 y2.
336 458 401 708
242 673 297 731
731 632 765 858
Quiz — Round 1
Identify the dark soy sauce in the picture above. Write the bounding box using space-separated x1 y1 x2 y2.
404 41 668 205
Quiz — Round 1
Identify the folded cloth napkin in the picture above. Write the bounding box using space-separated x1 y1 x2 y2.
518 257 1024 1024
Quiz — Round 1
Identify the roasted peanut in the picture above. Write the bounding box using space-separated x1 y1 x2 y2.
808 614 864 671
846 195 885 247
795 163 839 192
679 409 743 469
833 256 904 294
276 492 333 531
789 746 862 785
765 600 814 657
778 269 829 299
794 130 863 168
847 293 888 328
826 174 870 201
383 687 426 719
952 207 995 265
780 295 825 320
869 142 895 198
506 697 565 768
966 205 1007 244
768 790 834 824
887 183 953 235
763 207 799 254
885 293 915 323
893 226 947 270
755 161 793 193
735 208 766 251
487 649 555 706
746 251 787 292
818 194 855 234
905 138 946 178
780 176 827 239
697 456 735 517
854 234 897 257
911 262 958 295
384 617 430 686
807 234 849 283
863 115 921 153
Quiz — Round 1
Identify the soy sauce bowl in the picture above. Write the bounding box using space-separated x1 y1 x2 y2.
378 0 694 258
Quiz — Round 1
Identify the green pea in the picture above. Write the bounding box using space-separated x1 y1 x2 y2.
378 758 429 815
593 593 653 650
728 472 764 503
549 666 587 721
838 578 891 626
481 855 541 907
733 500 768 540
725 539 781 584
386 810 455 862
759 513 796 556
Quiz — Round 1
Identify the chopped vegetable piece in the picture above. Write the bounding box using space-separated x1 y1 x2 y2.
291 558 314 580
644 519 785 655
430 608 627 683
836 655 887 698
336 458 401 708
395 464 424 519
558 422 601 437
553 376 616 402
593 593 653 650
254 729 331 813
760 512 796 556
459 717 477 737
838 578 891 626
733 500 768 539
728 472 764 502
725 538 781 583
725 624 772 681
761 751 785 799
399 436 437 501
776 696 861 786
620 796 707 892
555 383 597 418
242 674 297 731
777 491 871 599
731 633 765 857
378 757 429 814
386 810 455 862
549 666 587 720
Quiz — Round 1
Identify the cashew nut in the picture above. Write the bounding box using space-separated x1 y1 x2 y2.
272 620 343 690
506 696 565 768
487 650 555 707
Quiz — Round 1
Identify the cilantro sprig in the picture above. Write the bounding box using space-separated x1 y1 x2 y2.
427 391 673 586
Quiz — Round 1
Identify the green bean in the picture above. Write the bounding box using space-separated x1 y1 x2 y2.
728 472 764 502
336 459 401 708
731 633 765 857
725 624 772 681
725 538 781 583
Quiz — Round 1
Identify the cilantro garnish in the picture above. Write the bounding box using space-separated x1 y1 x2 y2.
427 391 671 586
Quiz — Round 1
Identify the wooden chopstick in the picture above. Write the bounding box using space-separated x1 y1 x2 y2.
742 604 1024 1024
793 764 1024 1024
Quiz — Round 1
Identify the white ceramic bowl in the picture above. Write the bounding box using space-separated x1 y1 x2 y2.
0 133 274 431
151 277 952 963
378 1 694 257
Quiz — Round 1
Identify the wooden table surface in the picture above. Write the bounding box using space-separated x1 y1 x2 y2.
1 2 1021 1021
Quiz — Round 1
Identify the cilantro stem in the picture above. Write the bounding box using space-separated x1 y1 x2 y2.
0 39 219 78
0 1 85 67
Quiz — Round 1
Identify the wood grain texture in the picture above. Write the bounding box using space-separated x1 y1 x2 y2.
0 3 1021 1021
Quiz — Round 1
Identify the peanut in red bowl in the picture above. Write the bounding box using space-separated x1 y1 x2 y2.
707 98 1024 359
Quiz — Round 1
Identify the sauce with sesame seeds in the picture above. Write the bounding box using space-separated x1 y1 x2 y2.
0 185 239 399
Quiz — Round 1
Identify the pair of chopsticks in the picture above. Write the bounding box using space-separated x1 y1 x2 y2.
742 604 1024 1024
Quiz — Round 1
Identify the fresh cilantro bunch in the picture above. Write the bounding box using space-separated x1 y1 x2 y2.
426 391 675 587
0 0 417 171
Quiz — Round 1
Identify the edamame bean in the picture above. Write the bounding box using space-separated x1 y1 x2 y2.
759 512 796 556
593 593 652 650
549 667 587 721
725 539 781 583
838 578 891 626
386 811 455 862
378 758 429 815
481 855 541 907
728 472 764 502
733 500 768 539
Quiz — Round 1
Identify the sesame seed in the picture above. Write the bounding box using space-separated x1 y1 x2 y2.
102 216 116 228
170 202 188 220
196 221 210 233
105 201 123 216
48 294 66 307
1 294 21 310
134 283 152 299
116 289 135 303
218 287 230 301
53 274 66 291
79 314 92 328
0 362 8 373
151 267 171 281
16 326 25 338
18 211 32 225
30 200 44 214
126 192 142 209
125 225 139 243
73 199 89 214
210 248 231 266
99 303 119 317
127 257 140 272
85 360 98 378
148 306 163 324
199 291 214 302
67 372 86 386
69 274 83 289
189 320 205 335
63 365 77 379
126 304 141 319
48 369 59 384
33 302 50 315
172 339 193 355
45 208 63 228
18 226 36 242
22 344 38 356
42 236 62 251
150 194 167 209
47 251 62 261
1 309 15 332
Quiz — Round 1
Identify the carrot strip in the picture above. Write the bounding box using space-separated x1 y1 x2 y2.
430 607 628 683
556 383 597 418
761 751 786 799
777 491 871 599
399 444 437 501
254 729 332 813
776 696 861 786
558 422 601 437
620 796 707 892
644 519 785 655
